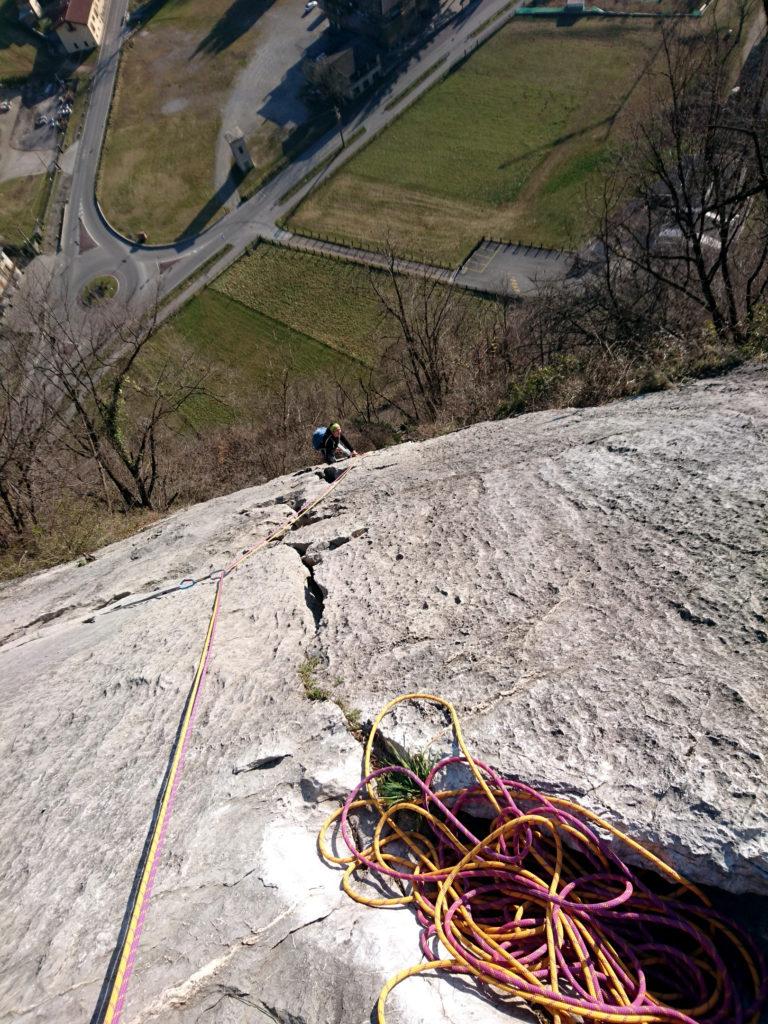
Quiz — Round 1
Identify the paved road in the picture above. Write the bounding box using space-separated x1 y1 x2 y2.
54 0 554 314
44 0 768 316
58 0 147 306
457 239 574 295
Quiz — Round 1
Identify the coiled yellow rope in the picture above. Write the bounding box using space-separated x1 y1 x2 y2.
319 694 766 1024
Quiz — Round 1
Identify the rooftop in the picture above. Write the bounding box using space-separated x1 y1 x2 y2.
53 0 95 27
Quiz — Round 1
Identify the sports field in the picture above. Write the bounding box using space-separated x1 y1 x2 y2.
289 19 663 262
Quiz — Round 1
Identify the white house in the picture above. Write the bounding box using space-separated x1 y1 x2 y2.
53 0 106 52
0 249 23 314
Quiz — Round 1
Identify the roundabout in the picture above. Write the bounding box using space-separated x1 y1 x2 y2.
80 274 119 306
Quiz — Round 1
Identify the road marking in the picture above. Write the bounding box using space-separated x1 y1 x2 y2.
480 247 499 270
509 276 520 294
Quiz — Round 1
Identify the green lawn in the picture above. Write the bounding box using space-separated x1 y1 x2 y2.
210 244 384 363
0 172 47 246
145 286 365 430
0 0 43 81
289 19 663 262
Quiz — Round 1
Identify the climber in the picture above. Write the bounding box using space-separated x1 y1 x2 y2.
313 423 358 465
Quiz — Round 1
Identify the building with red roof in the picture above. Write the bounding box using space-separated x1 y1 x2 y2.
53 0 105 52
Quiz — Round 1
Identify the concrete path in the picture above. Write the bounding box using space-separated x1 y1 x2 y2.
59 140 79 176
272 230 574 298
276 227 457 278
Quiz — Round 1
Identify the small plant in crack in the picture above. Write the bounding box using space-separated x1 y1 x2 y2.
329 678 365 740
334 699 363 741
298 656 330 701
376 739 436 807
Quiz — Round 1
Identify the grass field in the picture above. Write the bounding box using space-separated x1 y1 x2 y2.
145 247 384 429
210 244 384 362
99 0 264 242
289 19 663 262
146 289 363 429
0 0 43 81
0 172 47 246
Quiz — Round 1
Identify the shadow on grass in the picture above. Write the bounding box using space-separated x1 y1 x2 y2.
0 0 43 75
496 115 614 170
127 0 175 29
193 0 277 57
281 112 336 159
174 167 241 244
495 30 663 173
0 0 79 86
554 10 582 25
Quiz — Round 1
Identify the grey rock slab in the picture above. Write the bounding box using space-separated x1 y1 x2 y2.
0 364 767 1024
313 368 768 897
307 366 768 896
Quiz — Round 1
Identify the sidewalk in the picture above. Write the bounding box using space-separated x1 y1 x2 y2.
273 229 574 298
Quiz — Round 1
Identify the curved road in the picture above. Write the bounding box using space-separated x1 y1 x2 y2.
56 0 521 314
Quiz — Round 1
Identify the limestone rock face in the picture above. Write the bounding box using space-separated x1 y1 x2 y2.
1 364 767 1024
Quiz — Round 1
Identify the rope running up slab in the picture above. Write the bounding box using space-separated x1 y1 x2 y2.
94 463 356 1024
319 694 767 1024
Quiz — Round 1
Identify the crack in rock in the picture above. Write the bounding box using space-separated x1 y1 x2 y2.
198 985 258 1021
0 604 77 647
222 868 257 888
295 553 326 630
126 903 303 1022
232 754 290 774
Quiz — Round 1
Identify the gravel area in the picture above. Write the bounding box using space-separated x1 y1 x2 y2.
0 86 60 184
214 0 328 192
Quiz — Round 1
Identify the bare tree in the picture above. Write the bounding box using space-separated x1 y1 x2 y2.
368 252 505 425
250 359 358 478
599 21 768 345
24 298 214 512
303 55 348 109
0 332 53 546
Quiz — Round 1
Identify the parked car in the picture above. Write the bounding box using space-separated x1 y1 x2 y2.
0 99 10 113
304 1 318 11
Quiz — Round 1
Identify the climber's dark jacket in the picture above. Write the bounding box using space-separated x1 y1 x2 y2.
321 429 354 464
